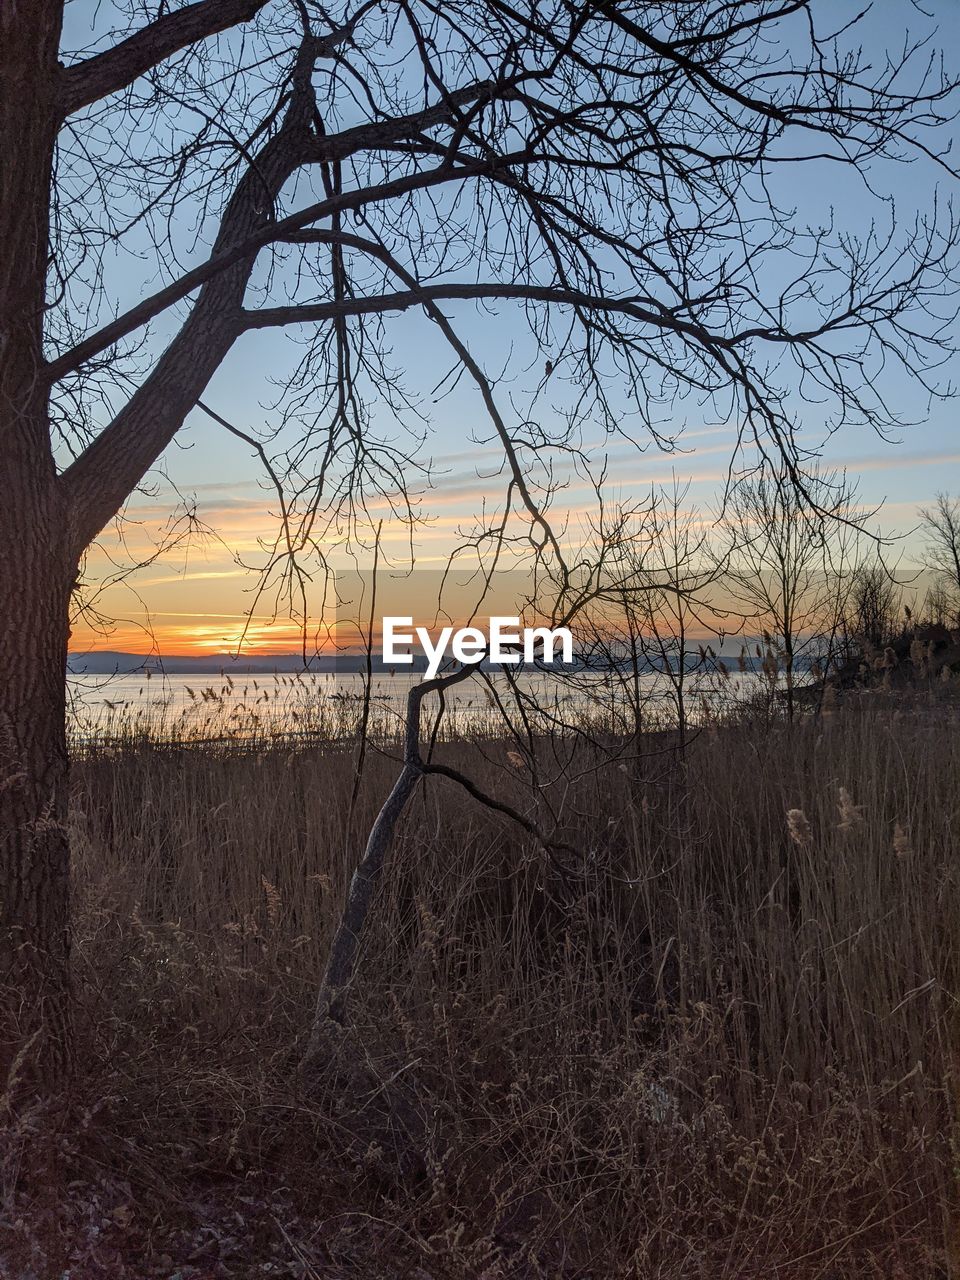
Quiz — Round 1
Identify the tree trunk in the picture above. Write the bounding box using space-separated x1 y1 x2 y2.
0 0 74 1089
0 499 75 1090
784 632 795 721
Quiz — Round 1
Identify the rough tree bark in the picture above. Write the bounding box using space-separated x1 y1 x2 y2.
0 0 76 1085
0 534 75 1087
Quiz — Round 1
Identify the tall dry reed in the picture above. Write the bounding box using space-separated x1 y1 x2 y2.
3 690 959 1276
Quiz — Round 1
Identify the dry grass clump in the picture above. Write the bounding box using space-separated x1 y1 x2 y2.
3 693 960 1276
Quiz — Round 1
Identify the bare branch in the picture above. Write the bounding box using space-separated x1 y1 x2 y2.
46 89 516 384
60 0 269 117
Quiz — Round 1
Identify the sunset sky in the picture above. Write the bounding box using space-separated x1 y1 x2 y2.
71 306 960 656
72 401 960 656
66 0 960 659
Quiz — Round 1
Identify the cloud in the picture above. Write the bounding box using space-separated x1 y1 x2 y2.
135 569 251 587
834 449 960 474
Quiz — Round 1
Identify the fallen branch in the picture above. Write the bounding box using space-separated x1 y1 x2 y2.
306 663 478 1048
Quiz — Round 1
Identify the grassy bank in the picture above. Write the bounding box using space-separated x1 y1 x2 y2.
3 693 959 1277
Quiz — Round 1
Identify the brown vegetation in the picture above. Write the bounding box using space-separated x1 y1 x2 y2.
2 691 958 1277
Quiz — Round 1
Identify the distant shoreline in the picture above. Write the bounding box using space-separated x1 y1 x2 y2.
67 649 818 678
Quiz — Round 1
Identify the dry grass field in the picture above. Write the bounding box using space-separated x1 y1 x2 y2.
2 689 959 1277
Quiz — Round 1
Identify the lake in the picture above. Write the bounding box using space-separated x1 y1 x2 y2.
67 668 764 744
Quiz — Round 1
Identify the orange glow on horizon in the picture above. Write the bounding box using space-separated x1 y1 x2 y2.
69 615 344 658
70 465 929 658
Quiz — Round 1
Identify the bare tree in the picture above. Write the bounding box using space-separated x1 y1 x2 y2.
576 481 726 754
628 483 726 755
2 0 959 1082
722 468 864 718
844 560 903 655
919 494 960 623
921 577 957 628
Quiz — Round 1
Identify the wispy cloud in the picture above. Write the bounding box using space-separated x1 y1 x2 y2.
134 569 251 587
